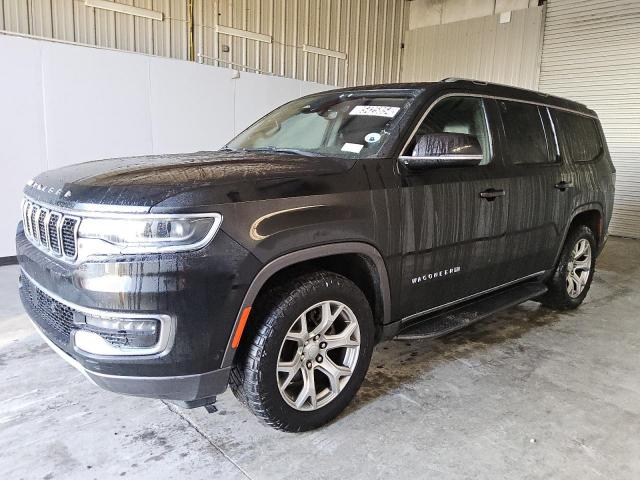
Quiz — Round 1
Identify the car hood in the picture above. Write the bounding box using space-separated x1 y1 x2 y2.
23 150 356 211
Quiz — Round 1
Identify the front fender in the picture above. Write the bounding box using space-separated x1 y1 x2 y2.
219 242 391 368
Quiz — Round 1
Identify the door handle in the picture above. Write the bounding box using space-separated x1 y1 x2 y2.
479 188 506 201
554 180 574 191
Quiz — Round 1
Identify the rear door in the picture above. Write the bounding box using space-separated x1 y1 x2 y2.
398 95 510 321
495 99 574 278
551 109 614 240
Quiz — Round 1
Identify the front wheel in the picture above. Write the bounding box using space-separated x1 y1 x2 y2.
540 225 596 310
229 271 375 432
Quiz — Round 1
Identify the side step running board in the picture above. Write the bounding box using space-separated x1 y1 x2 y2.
395 282 548 341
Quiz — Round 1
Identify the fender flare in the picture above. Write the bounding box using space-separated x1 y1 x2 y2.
220 242 391 368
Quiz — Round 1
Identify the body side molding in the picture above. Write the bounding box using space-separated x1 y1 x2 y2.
220 242 391 368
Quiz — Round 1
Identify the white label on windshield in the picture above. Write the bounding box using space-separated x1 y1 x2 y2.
341 143 364 153
349 105 400 118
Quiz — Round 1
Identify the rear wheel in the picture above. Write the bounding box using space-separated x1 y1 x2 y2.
540 225 596 310
229 271 374 432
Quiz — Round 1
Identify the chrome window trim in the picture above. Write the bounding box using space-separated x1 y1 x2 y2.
546 107 561 159
400 93 494 163
400 92 598 161
399 154 484 161
21 269 175 358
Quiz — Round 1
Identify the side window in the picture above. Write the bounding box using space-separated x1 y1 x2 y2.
405 96 492 165
554 111 603 163
498 100 553 164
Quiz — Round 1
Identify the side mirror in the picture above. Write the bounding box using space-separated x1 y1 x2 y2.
399 132 483 169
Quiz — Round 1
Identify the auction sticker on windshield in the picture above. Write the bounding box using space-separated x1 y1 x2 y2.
341 143 364 153
349 105 400 118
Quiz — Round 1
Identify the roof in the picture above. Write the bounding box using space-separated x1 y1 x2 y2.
331 78 596 117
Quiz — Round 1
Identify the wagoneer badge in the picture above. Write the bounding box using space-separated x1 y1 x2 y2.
412 266 461 285
26 179 72 198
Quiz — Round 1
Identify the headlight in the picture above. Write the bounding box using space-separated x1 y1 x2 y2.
77 213 222 255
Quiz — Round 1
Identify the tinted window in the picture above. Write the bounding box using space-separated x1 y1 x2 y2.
408 97 492 165
499 100 552 164
554 111 603 163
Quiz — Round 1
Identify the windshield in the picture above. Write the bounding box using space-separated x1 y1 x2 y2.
226 92 414 158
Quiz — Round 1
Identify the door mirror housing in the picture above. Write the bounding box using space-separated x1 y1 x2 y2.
400 132 483 169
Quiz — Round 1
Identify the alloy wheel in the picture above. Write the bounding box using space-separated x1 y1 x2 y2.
566 238 592 298
276 300 360 411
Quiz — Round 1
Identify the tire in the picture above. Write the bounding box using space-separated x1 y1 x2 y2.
540 225 596 310
229 270 375 432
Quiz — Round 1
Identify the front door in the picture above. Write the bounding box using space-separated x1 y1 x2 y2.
399 95 509 321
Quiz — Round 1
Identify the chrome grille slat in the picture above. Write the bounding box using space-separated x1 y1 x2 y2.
24 202 33 237
48 212 62 254
31 205 40 244
38 208 49 247
21 198 79 260
61 217 78 258
21 200 30 238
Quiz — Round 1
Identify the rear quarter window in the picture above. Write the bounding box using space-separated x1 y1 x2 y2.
554 111 603 163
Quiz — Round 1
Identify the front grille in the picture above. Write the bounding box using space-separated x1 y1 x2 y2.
20 274 76 342
22 199 79 260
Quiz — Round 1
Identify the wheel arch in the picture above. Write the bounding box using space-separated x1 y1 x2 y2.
554 203 605 266
220 242 391 368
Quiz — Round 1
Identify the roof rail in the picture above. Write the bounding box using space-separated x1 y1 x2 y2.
439 77 590 110
440 77 488 85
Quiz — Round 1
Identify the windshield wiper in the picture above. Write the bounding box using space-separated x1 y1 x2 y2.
242 147 323 157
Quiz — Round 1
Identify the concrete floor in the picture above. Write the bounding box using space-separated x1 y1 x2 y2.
1 237 639 480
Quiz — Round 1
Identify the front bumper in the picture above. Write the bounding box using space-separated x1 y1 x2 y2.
17 223 262 403
28 311 230 404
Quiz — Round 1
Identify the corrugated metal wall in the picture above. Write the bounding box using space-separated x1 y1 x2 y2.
539 0 640 238
0 0 408 86
401 6 545 90
0 0 190 58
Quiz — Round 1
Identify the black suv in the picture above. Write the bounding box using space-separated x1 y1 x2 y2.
17 79 615 432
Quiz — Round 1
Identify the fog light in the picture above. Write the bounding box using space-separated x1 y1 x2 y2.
75 316 161 355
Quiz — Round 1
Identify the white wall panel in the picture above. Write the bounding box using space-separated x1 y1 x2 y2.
0 33 329 257
539 0 640 238
402 6 545 90
0 35 47 257
148 57 235 153
233 73 305 133
42 42 154 168
408 0 538 29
